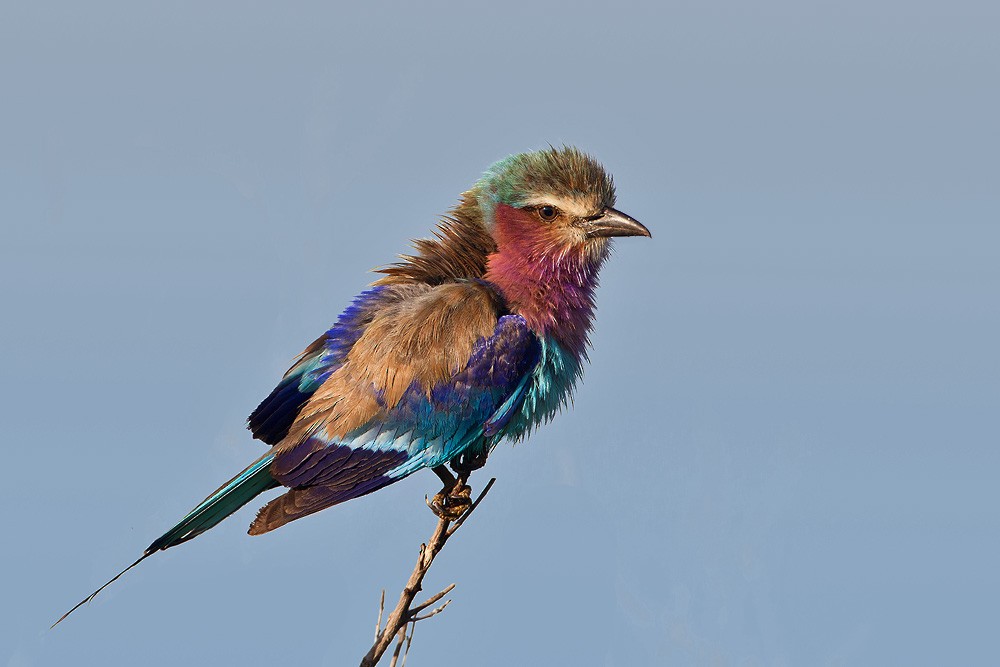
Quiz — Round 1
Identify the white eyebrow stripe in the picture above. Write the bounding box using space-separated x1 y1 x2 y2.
521 194 595 218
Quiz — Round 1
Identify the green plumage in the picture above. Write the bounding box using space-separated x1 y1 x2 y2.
51 455 279 627
148 454 280 552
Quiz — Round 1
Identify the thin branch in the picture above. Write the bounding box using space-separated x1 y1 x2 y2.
374 589 385 643
410 583 455 615
388 626 407 667
360 475 496 667
447 477 496 536
412 599 451 622
401 622 416 666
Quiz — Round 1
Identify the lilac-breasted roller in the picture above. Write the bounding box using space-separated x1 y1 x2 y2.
55 146 650 625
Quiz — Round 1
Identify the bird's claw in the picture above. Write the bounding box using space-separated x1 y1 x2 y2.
427 483 472 521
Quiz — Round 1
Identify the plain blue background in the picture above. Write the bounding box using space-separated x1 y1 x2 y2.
2 2 998 665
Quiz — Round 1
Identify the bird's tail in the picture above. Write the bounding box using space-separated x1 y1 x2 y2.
145 453 279 552
52 452 279 628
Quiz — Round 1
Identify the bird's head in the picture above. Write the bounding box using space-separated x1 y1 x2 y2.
473 146 650 262
375 147 647 353
468 147 649 352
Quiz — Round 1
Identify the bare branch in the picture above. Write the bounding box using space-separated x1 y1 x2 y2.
412 598 452 622
359 475 497 667
411 583 455 615
374 590 385 643
447 477 496 536
388 626 407 667
401 622 416 667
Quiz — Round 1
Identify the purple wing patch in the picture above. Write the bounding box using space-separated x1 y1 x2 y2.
271 436 408 490
249 437 408 534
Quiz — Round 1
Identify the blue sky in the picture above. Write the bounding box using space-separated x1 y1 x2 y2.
2 1 998 665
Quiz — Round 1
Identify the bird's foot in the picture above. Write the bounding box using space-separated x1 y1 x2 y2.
428 482 472 521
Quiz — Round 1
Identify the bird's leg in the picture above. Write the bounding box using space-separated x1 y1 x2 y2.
428 465 472 521
450 449 489 475
432 465 456 488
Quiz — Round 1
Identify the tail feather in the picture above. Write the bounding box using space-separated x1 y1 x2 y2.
51 552 153 628
52 453 279 628
147 453 278 552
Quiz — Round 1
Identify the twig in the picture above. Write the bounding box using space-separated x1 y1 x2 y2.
401 622 416 666
412 599 451 622
388 626 407 667
447 477 496 536
360 475 497 667
410 583 455 615
374 590 385 643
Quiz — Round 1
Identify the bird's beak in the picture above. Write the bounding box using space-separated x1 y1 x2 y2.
581 207 651 239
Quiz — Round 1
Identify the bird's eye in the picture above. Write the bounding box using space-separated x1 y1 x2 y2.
537 205 557 222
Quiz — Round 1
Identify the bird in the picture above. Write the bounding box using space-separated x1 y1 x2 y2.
54 146 650 626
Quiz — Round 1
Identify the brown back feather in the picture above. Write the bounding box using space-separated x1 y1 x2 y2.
374 192 496 286
279 280 504 445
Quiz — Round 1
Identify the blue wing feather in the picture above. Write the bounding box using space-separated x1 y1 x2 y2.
247 287 388 444
375 314 539 474
250 313 540 533
276 313 539 483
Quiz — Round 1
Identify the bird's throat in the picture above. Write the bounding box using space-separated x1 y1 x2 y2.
484 204 607 357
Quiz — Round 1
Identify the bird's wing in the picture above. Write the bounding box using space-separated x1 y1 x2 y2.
248 285 409 445
248 281 540 534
